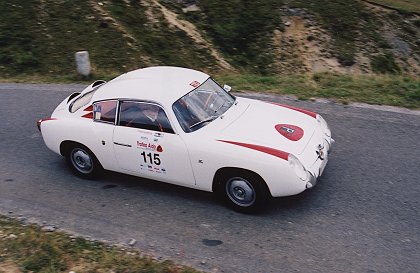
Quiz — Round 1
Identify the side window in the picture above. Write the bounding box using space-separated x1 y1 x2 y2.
93 100 118 123
118 101 174 134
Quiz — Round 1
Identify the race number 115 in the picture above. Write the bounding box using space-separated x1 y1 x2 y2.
141 151 161 165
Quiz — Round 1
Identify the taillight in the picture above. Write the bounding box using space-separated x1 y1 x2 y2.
37 118 56 132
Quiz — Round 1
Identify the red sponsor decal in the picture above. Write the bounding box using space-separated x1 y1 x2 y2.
218 140 289 161
137 141 160 151
157 145 163 152
189 81 201 88
268 102 317 118
275 124 304 141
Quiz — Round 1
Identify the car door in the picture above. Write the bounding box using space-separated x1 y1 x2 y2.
90 100 119 170
113 101 196 187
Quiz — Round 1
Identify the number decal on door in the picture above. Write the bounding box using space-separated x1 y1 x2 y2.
141 151 161 165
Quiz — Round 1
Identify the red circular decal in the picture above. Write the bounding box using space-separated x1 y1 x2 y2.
275 124 304 141
156 145 163 152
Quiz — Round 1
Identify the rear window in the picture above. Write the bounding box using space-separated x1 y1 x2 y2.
69 90 97 113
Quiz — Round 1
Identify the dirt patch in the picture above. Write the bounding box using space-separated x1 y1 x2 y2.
150 0 235 71
364 2 420 74
0 261 21 273
272 3 420 75
273 14 347 74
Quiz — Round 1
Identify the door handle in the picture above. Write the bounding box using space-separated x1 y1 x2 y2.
113 142 132 147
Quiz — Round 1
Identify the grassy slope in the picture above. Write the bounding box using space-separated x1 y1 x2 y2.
0 0 418 76
179 0 417 74
217 73 420 108
289 0 397 68
189 0 282 74
0 216 197 273
0 1 138 76
105 0 217 71
366 0 420 13
0 0 218 78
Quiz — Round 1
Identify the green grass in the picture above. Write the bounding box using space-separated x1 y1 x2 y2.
0 71 121 84
0 215 198 273
217 73 420 109
366 0 420 13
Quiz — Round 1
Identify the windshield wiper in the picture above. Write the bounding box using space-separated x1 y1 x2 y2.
214 101 226 114
189 116 217 130
214 100 233 114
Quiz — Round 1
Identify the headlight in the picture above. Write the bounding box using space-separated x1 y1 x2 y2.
288 154 309 181
317 114 331 137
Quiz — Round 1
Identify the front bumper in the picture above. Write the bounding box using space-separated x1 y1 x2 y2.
305 137 334 189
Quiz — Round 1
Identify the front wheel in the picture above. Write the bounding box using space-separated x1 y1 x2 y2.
218 171 270 213
66 144 102 179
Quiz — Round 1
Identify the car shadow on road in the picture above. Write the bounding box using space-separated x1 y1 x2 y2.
104 170 329 216
100 170 217 204
58 158 332 217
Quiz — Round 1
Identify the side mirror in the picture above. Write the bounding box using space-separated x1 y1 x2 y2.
223 84 232 92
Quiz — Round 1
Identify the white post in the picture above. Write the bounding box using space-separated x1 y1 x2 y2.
75 51 91 76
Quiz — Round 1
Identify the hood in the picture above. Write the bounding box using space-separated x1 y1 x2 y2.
220 98 317 155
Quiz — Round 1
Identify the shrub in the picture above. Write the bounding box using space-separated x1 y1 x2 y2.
371 53 401 74
198 0 281 73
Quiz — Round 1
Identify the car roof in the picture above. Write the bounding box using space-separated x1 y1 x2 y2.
91 66 210 107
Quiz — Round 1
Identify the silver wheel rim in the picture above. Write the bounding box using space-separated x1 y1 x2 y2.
226 177 256 207
70 148 93 174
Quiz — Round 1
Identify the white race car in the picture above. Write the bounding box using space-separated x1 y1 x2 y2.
38 66 334 213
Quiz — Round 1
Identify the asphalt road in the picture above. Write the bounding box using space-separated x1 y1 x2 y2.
0 83 419 272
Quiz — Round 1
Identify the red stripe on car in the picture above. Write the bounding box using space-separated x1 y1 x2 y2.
82 112 93 119
218 140 289 161
37 118 56 131
268 102 317 118
84 105 93 112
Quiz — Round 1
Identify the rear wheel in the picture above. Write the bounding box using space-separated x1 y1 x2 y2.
217 170 270 213
66 144 102 179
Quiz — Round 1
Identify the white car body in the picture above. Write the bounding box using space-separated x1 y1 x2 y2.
39 66 334 212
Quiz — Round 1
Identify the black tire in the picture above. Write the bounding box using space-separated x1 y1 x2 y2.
65 143 102 179
217 170 271 214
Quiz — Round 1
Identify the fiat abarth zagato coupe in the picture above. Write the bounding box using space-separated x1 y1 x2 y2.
38 66 334 213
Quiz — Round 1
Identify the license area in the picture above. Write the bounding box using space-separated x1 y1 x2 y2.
319 152 328 176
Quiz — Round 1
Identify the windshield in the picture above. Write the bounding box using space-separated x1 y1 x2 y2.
172 78 235 133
